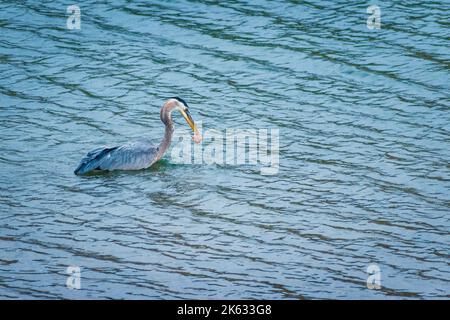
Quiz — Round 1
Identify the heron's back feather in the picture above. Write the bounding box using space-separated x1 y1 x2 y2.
74 139 159 175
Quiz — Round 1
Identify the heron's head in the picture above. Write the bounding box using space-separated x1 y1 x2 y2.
162 97 202 141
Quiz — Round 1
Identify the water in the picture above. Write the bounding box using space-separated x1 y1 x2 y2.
0 0 449 299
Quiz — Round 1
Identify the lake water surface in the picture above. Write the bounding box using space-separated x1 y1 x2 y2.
0 0 449 299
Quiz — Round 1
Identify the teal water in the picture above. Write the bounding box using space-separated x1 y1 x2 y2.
0 0 449 299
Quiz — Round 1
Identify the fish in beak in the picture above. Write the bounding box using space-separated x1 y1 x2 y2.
180 108 202 143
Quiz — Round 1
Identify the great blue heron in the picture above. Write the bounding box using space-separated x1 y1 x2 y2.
74 97 202 175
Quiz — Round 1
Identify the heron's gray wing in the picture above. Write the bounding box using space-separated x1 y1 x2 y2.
74 139 158 175
100 139 159 171
74 146 119 175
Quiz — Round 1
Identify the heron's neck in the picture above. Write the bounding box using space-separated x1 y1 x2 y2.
156 122 174 161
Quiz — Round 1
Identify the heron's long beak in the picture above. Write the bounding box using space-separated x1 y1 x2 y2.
180 108 198 133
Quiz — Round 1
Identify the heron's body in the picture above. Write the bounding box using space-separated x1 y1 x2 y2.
74 138 159 175
74 98 199 175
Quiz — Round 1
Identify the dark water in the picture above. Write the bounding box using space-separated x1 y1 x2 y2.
1 0 449 299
